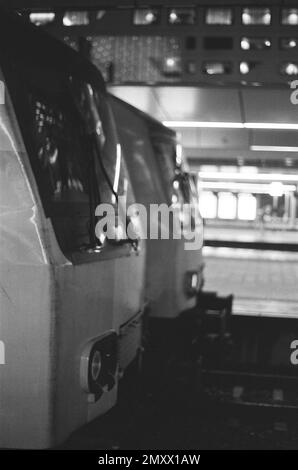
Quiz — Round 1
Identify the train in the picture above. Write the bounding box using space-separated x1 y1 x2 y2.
0 10 204 448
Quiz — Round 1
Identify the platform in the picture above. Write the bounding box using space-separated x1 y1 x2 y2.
203 247 298 318
204 225 298 251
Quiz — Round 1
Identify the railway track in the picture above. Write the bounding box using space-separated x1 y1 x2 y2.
202 368 298 412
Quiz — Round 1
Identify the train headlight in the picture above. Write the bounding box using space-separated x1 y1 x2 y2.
80 332 118 402
91 350 102 382
184 271 199 297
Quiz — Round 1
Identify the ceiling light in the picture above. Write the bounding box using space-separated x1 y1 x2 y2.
280 38 297 49
168 8 196 25
200 181 296 194
251 145 298 152
241 38 250 50
282 8 298 25
241 37 271 50
269 182 284 197
163 121 243 128
240 62 250 74
205 8 233 25
169 11 178 23
281 63 298 76
242 8 271 25
133 9 159 25
198 171 298 182
30 12 55 25
162 121 298 130
63 11 89 26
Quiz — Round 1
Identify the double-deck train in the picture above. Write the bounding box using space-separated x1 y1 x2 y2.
0 10 204 448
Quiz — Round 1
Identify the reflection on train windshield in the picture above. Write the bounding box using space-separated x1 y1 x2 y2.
7 58 131 253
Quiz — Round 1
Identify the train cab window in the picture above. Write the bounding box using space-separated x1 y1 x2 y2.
150 135 178 203
7 58 130 257
92 87 131 205
28 84 94 255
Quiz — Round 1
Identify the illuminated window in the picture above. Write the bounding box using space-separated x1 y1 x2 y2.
63 11 89 26
218 192 237 219
168 8 196 25
133 8 160 25
241 37 271 50
162 57 182 77
29 12 55 25
280 62 298 76
205 8 233 25
202 62 232 75
242 8 271 25
198 191 217 219
280 38 298 50
240 62 250 74
281 8 298 25
237 194 257 220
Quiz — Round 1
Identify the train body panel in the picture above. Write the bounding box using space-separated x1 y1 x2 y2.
109 95 204 319
0 12 145 448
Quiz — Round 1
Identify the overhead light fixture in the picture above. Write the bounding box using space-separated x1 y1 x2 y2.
241 37 271 50
201 181 296 194
269 182 284 197
205 8 233 25
163 121 243 128
281 62 298 76
245 123 298 129
29 12 55 25
168 8 196 25
199 171 298 183
63 11 89 26
251 145 298 152
280 38 297 49
242 8 271 25
202 61 232 75
163 121 298 130
162 57 182 77
133 8 160 25
281 8 298 25
241 38 250 50
240 62 250 74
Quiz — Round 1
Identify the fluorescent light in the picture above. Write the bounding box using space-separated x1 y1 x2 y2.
200 181 296 193
163 121 298 130
240 62 250 74
162 121 243 128
29 12 55 25
199 171 298 182
251 145 298 152
269 182 284 197
245 123 298 129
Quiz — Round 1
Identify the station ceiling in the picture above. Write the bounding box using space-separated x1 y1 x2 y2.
110 85 298 169
4 1 298 170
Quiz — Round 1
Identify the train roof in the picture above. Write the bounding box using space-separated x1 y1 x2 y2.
108 93 176 142
0 8 106 92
